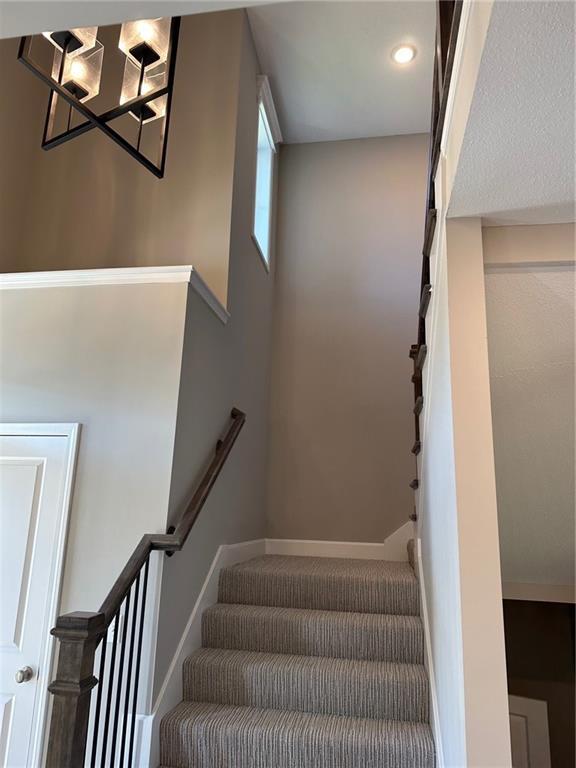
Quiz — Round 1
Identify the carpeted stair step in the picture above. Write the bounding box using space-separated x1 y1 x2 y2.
218 555 419 615
160 700 435 768
202 603 424 663
183 647 429 722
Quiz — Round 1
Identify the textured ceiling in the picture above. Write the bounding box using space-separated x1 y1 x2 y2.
450 1 575 224
247 2 435 143
485 265 575 586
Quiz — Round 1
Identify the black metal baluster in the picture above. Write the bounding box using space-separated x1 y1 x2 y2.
99 608 120 767
110 591 131 765
89 630 108 767
119 575 140 767
127 557 149 768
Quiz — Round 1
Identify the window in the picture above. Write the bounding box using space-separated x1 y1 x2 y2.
253 77 282 268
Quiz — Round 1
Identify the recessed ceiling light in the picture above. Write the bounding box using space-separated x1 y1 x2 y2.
392 45 416 65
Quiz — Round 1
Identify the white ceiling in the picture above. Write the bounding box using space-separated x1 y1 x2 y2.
450 0 575 225
1 1 435 145
247 2 435 143
0 1 286 39
485 265 575 586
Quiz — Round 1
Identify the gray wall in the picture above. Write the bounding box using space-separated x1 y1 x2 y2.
153 13 275 695
484 234 575 588
0 282 186 612
0 11 244 306
267 134 428 542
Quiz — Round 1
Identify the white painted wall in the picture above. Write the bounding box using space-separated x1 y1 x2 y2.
416 202 466 766
0 281 187 613
416 2 512 765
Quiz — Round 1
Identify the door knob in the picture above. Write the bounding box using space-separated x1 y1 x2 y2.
15 666 34 684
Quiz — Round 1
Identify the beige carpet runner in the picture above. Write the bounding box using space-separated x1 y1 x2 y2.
160 555 435 767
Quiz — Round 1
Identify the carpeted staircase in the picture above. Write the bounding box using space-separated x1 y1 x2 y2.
160 554 435 768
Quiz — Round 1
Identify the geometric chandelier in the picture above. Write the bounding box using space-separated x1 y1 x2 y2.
17 17 180 177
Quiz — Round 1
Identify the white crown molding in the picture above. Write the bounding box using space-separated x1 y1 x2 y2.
0 265 230 324
0 265 194 289
257 75 283 146
188 269 230 324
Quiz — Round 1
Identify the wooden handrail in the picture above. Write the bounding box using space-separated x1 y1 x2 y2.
46 407 246 768
99 407 246 624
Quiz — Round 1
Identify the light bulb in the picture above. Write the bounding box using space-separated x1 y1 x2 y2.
70 60 87 80
137 21 155 43
392 45 416 65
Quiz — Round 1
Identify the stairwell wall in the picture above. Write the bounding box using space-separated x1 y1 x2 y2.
152 12 276 699
0 11 243 306
0 281 187 614
267 134 428 543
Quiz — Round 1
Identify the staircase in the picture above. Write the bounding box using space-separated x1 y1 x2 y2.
161 555 435 768
160 554 435 768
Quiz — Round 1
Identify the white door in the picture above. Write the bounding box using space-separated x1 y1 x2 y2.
0 426 78 768
509 695 552 768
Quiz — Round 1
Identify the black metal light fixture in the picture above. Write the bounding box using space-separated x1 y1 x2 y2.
18 17 180 178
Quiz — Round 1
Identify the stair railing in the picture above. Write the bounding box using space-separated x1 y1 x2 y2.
45 407 246 768
409 0 463 508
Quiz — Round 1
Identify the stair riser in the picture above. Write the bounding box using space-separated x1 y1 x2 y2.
218 572 420 615
183 657 429 722
202 608 424 664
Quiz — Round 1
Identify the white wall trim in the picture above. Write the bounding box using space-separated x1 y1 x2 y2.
265 523 413 561
415 536 445 768
502 581 575 604
188 268 230 324
0 422 80 767
0 265 194 289
143 539 266 768
257 75 283 146
0 265 230 324
440 0 473 160
484 260 575 273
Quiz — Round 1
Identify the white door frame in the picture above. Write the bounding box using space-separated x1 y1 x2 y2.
0 423 80 766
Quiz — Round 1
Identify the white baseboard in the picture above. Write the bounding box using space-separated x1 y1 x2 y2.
143 538 265 768
265 521 414 561
416 536 444 768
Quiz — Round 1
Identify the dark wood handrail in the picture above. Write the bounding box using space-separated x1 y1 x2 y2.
99 407 246 625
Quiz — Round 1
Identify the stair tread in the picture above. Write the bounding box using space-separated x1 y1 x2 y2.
161 701 435 768
219 555 419 615
183 647 428 722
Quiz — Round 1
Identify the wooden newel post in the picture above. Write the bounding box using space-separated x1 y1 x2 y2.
46 611 106 768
